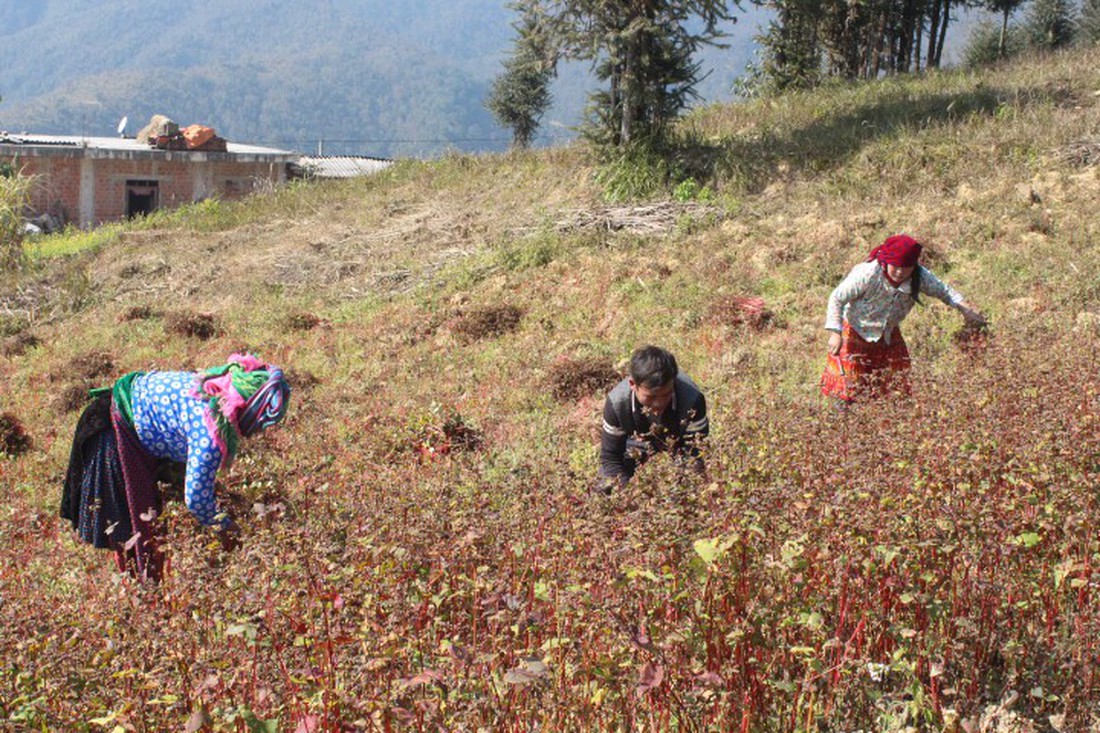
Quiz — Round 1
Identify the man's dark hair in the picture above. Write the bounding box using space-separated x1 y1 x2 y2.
629 345 678 388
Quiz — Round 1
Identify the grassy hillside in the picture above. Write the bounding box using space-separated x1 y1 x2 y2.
2 47 1100 731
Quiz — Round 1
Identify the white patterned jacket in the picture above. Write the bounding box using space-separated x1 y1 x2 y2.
825 261 965 344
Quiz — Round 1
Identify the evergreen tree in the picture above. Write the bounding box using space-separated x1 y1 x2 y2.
755 0 823 92
520 0 734 147
963 19 1025 66
986 0 1028 58
924 0 954 68
486 4 555 150
1023 0 1076 49
1081 0 1100 43
754 0 963 91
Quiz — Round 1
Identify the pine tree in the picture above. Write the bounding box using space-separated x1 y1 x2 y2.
755 0 966 90
755 0 823 92
1081 0 1100 44
985 0 1028 57
518 0 734 148
1023 0 1076 49
486 3 555 150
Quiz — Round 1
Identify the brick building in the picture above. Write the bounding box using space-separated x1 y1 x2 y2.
0 133 298 228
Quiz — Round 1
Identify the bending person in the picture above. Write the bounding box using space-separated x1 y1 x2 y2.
821 233 985 403
596 345 708 494
61 353 290 582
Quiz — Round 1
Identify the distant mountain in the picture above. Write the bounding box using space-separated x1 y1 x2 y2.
0 0 762 157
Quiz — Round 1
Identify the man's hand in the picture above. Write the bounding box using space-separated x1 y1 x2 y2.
590 476 618 497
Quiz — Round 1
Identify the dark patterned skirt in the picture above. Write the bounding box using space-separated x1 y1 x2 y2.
62 395 165 581
75 426 133 548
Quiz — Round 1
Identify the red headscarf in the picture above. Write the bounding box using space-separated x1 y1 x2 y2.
868 234 922 268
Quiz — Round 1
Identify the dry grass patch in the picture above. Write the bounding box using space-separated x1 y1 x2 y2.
283 367 320 393
1055 137 1100 167
54 384 92 414
707 295 774 330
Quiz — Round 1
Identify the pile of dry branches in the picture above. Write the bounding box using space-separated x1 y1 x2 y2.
1055 137 1100 167
552 201 726 234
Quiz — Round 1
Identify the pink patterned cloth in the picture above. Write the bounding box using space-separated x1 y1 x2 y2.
227 352 266 371
190 353 272 466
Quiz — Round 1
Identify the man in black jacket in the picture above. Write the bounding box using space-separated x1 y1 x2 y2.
596 345 708 494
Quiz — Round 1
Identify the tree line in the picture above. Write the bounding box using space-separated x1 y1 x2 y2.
488 0 1100 150
488 0 734 151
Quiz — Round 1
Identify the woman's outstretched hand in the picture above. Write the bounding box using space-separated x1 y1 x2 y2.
959 302 987 329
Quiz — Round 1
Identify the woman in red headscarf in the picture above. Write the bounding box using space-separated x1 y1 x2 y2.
820 234 985 402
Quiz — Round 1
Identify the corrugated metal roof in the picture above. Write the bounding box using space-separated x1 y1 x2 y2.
0 134 79 146
0 133 297 160
297 155 394 178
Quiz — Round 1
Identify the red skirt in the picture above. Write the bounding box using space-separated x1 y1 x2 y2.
820 322 911 402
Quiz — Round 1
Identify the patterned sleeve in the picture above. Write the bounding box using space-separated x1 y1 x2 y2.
825 264 872 332
598 397 629 480
919 268 965 308
183 417 228 527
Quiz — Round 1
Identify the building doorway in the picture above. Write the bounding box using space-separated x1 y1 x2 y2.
126 180 159 218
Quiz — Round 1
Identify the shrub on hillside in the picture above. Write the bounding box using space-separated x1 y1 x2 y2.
0 315 30 338
119 304 161 322
547 354 621 402
1 331 39 358
0 316 37 357
67 351 115 381
708 295 774 330
410 407 483 460
594 143 670 202
0 412 31 456
0 172 32 272
964 21 1027 67
55 384 92 414
165 311 220 340
283 311 328 331
450 304 524 342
